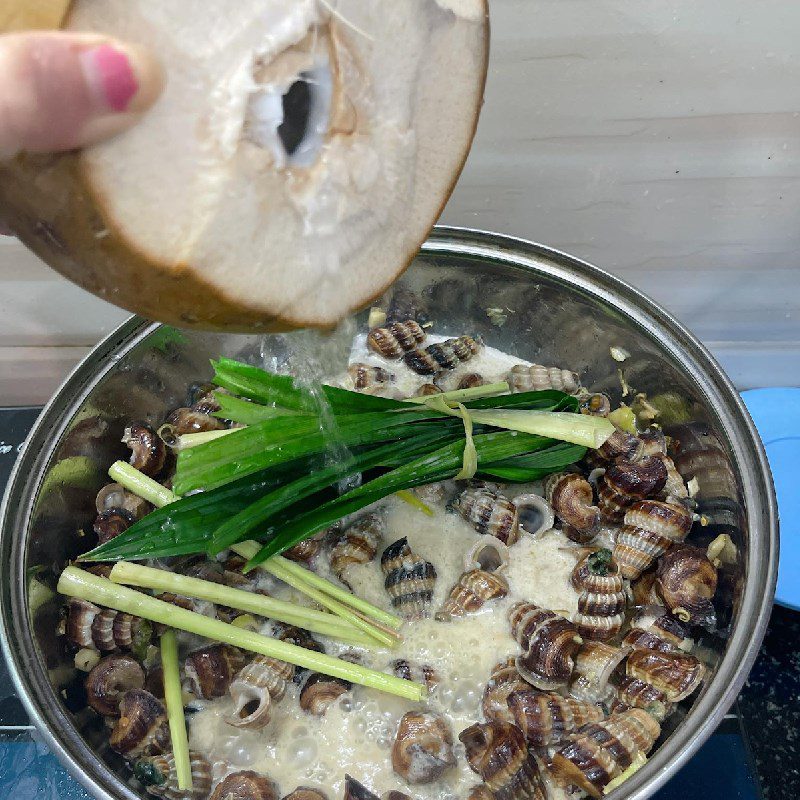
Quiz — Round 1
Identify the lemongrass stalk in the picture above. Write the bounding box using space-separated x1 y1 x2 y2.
58 568 425 702
175 429 240 450
160 631 192 791
109 562 373 647
257 557 399 648
395 490 434 517
467 409 615 449
108 461 178 508
234 542 403 630
404 381 509 405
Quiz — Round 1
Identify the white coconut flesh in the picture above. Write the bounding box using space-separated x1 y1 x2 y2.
66 0 488 326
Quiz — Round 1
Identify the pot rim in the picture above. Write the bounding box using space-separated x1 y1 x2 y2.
0 226 778 800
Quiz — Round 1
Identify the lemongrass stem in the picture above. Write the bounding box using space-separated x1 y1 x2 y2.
396 490 434 517
160 630 192 791
468 409 615 449
404 381 510 405
108 461 178 508
176 429 240 450
259 558 399 648
58 568 425 702
234 542 403 630
109 562 373 647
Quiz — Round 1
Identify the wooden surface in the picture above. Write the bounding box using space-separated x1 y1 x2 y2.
1 0 799 403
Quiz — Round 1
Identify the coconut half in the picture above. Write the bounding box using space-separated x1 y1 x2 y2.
0 0 488 331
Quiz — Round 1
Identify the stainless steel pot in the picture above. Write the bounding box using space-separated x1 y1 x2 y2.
0 228 778 800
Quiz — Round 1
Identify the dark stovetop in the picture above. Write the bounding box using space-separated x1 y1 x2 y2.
0 407 792 799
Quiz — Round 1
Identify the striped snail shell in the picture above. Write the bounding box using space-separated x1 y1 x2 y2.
93 508 135 544
96 481 151 519
570 641 630 704
458 372 488 389
348 363 395 391
85 654 145 717
435 569 509 621
227 656 295 729
509 602 582 691
507 690 605 748
570 549 627 641
638 430 667 456
656 544 718 626
656 453 690 504
598 456 668 523
612 675 670 721
613 499 693 579
380 538 437 619
210 771 277 800
622 613 693 653
299 673 351 716
546 473 600 537
165 406 226 435
459 720 546 800
133 752 213 800
404 335 483 375
390 659 440 690
596 428 644 463
391 711 456 784
65 598 147 653
283 533 324 565
282 790 329 800
507 364 580 394
122 423 166 477
551 708 661 798
343 775 380 800
580 393 612 417
626 648 705 702
330 513 383 586
482 658 532 725
454 488 519 545
367 320 426 359
183 644 246 699
416 383 442 396
110 689 170 760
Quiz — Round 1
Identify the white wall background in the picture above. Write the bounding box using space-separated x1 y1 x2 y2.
1 0 799 404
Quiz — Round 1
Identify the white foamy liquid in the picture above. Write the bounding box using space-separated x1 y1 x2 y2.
190 494 582 798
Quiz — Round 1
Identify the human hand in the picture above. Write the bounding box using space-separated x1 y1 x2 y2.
0 31 163 156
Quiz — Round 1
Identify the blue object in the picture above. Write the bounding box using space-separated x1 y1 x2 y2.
742 387 800 610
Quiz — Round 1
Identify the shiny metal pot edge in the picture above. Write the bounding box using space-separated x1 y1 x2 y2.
0 227 778 800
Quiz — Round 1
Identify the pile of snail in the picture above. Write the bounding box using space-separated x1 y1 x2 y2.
58 316 722 800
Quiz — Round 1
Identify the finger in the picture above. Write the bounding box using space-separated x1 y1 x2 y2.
0 31 163 156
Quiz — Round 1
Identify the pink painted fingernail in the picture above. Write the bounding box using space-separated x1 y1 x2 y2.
79 44 139 112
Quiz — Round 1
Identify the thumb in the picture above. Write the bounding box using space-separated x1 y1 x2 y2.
0 31 163 156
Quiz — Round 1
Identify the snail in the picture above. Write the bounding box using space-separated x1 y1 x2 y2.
626 648 705 703
133 751 213 800
570 549 626 641
514 494 555 538
122 423 166 476
283 532 325 565
95 482 151 519
465 535 510 574
546 473 600 539
508 690 605 748
595 429 644 464
380 538 437 620
299 673 351 716
569 641 630 705
165 406 226 435
509 602 582 691
506 364 579 394
435 569 509 621
85 654 145 717
273 625 324 680
367 320 426 359
482 658 532 725
457 372 488 389
614 499 693 580
466 787 495 800
391 711 456 784
343 776 381 800
656 544 718 626
598 457 668 523
612 675 670 721
330 514 383 587
551 708 661 798
416 383 443 396
65 598 148 653
183 644 246 700
348 363 395 392
622 613 693 653
580 393 611 417
93 508 135 544
390 659 440 691
404 335 483 375
110 689 170 760
227 656 295 729
210 771 277 800
454 488 519 545
459 720 546 800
